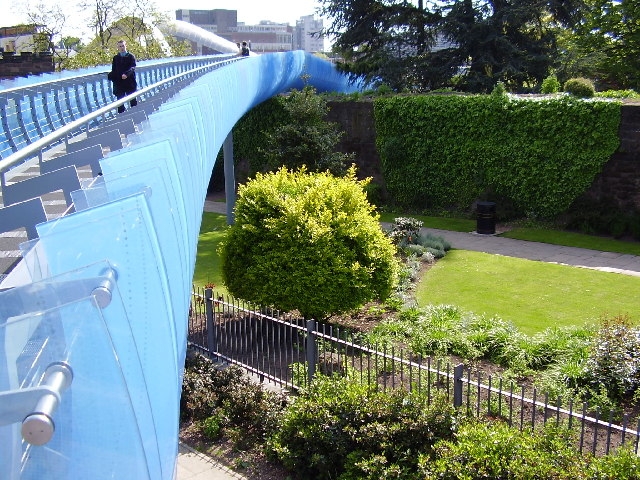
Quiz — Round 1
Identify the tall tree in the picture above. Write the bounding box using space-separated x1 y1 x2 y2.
320 0 585 92
569 0 640 89
80 0 123 49
260 86 355 176
21 1 66 53
319 0 445 91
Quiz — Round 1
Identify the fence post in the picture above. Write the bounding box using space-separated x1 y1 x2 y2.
453 363 464 408
306 319 317 386
205 288 217 358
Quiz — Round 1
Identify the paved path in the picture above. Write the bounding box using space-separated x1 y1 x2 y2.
177 443 247 480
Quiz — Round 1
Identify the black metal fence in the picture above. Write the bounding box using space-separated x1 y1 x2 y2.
188 286 640 456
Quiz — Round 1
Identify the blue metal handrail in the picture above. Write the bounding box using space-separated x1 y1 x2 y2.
0 54 237 162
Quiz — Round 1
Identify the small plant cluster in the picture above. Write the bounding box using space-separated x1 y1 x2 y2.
580 315 640 402
541 74 561 94
387 217 451 259
491 81 508 97
366 305 640 414
182 355 640 479
384 217 451 309
180 353 287 450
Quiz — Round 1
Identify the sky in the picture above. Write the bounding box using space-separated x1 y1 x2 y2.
1 0 328 41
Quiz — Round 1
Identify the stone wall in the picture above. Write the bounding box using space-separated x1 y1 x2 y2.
326 100 387 196
585 104 640 210
326 100 640 212
0 53 54 80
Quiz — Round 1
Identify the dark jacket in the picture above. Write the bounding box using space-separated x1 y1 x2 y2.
109 52 137 96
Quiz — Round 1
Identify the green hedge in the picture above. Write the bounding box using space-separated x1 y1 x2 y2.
373 95 621 217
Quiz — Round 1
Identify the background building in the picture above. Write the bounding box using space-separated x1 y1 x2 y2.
294 15 324 53
174 9 324 54
0 25 54 79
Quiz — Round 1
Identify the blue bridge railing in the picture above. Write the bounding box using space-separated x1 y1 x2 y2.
0 54 238 160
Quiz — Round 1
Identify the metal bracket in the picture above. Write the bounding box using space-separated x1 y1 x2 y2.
0 267 118 318
0 362 73 446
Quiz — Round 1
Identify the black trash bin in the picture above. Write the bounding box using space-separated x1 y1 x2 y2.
476 201 496 235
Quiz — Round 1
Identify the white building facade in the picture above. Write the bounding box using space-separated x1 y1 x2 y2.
295 15 324 53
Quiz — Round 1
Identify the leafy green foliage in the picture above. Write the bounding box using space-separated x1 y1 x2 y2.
422 421 640 479
319 0 583 93
318 0 448 92
367 304 592 373
266 374 456 480
564 77 596 97
231 87 355 180
368 302 640 411
219 167 398 319
180 353 286 449
374 94 620 217
577 315 640 401
260 86 355 176
568 0 640 91
231 97 288 181
596 89 640 99
541 74 562 93
491 81 507 97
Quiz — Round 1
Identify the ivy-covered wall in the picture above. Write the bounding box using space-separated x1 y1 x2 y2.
222 95 629 219
372 95 621 217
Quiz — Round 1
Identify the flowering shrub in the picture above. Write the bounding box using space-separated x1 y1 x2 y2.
581 315 640 401
388 217 423 245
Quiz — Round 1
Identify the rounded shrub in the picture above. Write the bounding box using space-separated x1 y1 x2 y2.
220 167 398 320
563 77 595 98
267 374 455 480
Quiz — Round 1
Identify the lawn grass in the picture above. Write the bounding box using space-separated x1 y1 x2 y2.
502 227 640 256
197 211 640 336
379 212 476 232
415 250 640 336
192 212 228 292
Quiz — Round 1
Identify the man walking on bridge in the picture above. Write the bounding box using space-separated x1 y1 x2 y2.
108 40 138 113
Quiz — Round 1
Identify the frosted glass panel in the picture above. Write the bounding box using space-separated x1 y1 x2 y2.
0 267 153 480
34 194 181 475
111 138 194 270
73 159 190 355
